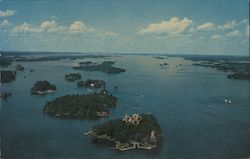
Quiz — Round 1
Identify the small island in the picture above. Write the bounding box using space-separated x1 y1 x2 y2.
31 80 56 95
227 72 250 80
86 113 162 151
160 63 169 66
79 61 96 66
15 64 25 71
77 79 105 88
73 61 126 74
43 93 117 119
65 73 82 81
0 92 12 101
1 71 16 83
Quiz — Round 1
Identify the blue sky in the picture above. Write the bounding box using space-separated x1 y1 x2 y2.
0 0 249 55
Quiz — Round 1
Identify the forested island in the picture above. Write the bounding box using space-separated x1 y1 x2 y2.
77 79 105 88
0 92 12 101
73 61 126 74
193 61 250 80
43 93 117 119
87 113 162 151
31 80 56 95
1 71 16 83
65 73 82 81
0 55 14 67
15 64 25 71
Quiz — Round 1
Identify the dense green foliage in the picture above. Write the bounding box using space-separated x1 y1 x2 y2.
77 79 105 88
0 92 12 101
227 72 250 80
0 56 14 67
31 80 56 94
94 114 162 143
15 64 25 71
65 73 82 81
43 93 117 119
79 61 96 65
1 71 16 83
73 61 125 74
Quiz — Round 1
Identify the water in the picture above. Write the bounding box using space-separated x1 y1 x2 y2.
1 54 250 159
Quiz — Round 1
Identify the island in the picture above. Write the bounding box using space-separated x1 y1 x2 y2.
31 80 56 95
227 72 250 80
86 113 162 151
43 93 117 119
73 61 126 74
153 56 168 60
193 61 250 80
77 79 105 88
160 63 169 66
15 64 25 71
79 61 96 66
65 73 82 81
0 55 14 67
0 92 12 101
1 71 16 83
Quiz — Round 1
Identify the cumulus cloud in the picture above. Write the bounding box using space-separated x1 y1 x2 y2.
0 10 15 17
218 20 236 30
13 20 65 33
226 30 242 37
138 17 193 35
68 21 88 33
0 19 9 29
211 34 223 40
245 25 249 36
197 22 215 31
102 31 118 37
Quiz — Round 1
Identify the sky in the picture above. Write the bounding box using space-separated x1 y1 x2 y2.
0 0 249 55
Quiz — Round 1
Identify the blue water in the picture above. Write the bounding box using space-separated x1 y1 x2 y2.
1 54 250 159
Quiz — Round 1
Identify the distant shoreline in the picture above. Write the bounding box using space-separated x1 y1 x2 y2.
0 51 249 57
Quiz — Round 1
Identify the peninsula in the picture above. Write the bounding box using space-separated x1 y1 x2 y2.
87 113 162 151
31 80 56 95
43 93 117 119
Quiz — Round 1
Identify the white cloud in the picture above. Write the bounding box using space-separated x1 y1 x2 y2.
188 27 195 33
13 20 65 33
68 21 88 33
197 22 215 31
226 30 242 37
211 34 223 40
138 17 193 35
245 25 249 36
218 20 236 30
0 19 9 29
102 31 118 37
0 10 15 17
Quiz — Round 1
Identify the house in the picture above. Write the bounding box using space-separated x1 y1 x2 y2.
122 114 142 125
150 130 156 142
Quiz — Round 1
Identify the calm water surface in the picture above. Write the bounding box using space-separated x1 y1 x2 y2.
0 54 249 159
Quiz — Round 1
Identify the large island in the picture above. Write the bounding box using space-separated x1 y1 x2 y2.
87 113 162 151
31 80 56 95
73 61 126 74
43 93 117 119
